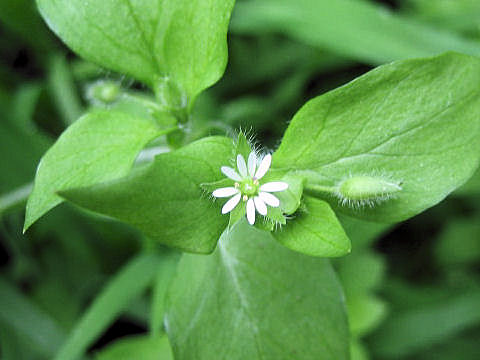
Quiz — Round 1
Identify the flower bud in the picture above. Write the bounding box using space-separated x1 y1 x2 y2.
336 175 402 207
87 80 120 104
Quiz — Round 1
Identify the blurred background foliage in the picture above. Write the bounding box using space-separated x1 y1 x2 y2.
0 0 480 359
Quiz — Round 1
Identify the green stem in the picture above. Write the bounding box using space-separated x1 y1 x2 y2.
121 93 188 125
48 54 83 126
303 183 338 195
0 183 32 214
121 93 164 112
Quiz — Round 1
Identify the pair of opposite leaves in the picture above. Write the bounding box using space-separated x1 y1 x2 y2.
25 50 480 257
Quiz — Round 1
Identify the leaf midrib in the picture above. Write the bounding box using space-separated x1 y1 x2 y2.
218 240 266 359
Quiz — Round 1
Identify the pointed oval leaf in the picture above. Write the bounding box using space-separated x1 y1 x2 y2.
24 111 164 230
165 221 350 359
60 136 235 254
273 196 351 257
274 52 480 223
231 0 480 65
37 0 235 103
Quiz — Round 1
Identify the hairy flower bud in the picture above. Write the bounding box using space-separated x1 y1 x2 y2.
336 175 402 207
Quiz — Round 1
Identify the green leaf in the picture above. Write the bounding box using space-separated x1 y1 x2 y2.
233 131 253 159
0 183 32 215
0 277 65 358
338 215 392 249
231 0 480 65
229 202 247 228
11 83 44 132
48 54 83 126
0 323 41 360
336 247 387 338
0 88 50 194
54 254 161 360
434 218 480 266
161 0 235 105
337 251 386 295
37 0 235 104
412 332 480 360
31 277 81 331
350 339 369 360
0 0 55 53
60 136 235 254
150 251 180 335
165 221 350 360
274 173 304 215
348 295 387 337
95 335 173 360
24 110 165 230
455 167 480 195
371 289 480 358
274 52 480 223
273 196 351 257
382 278 455 311
406 0 480 33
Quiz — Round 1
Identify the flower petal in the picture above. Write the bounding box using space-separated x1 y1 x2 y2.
260 181 289 192
255 154 271 179
221 193 241 214
253 196 267 216
221 166 242 181
237 154 248 177
258 191 280 207
212 187 239 198
247 152 257 177
246 198 256 225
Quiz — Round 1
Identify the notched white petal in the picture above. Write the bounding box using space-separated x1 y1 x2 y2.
253 196 267 216
212 187 239 198
260 181 289 192
246 198 256 225
221 166 242 181
255 154 272 179
247 152 257 177
258 191 280 207
222 193 241 214
237 154 248 177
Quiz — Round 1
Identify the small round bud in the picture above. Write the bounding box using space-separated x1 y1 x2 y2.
87 80 120 104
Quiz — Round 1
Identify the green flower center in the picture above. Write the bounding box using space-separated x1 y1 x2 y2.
238 178 259 197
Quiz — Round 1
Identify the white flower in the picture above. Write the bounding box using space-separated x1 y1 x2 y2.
212 151 289 225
